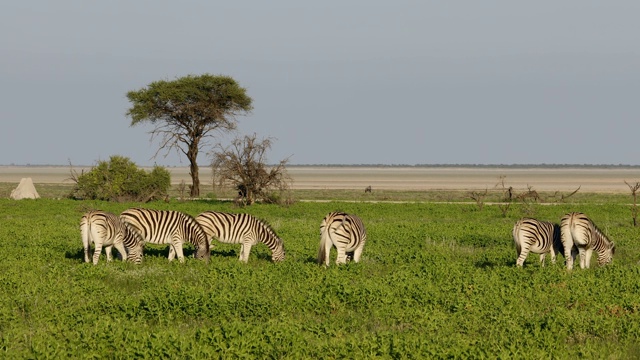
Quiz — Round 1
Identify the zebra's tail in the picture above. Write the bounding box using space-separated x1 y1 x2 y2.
80 213 92 263
512 220 522 256
317 223 330 266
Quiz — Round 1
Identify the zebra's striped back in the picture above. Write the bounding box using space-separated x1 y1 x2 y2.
561 212 615 270
120 208 210 263
80 210 128 265
512 218 562 267
195 211 285 263
317 211 367 266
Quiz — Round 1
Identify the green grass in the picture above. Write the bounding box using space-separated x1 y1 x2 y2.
1 193 640 358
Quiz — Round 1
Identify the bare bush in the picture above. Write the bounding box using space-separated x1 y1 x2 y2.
469 188 488 211
210 133 293 206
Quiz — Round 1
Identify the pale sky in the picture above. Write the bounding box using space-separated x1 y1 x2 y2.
1 1 639 166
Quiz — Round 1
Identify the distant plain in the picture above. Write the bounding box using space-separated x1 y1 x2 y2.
2 165 640 193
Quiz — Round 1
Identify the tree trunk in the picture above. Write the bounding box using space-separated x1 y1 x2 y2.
187 146 200 197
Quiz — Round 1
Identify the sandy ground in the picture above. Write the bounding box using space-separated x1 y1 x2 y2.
2 165 640 193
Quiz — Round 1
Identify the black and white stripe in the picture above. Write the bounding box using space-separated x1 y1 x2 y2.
195 211 285 263
80 210 129 265
561 212 615 270
120 208 210 263
317 211 367 266
512 218 562 267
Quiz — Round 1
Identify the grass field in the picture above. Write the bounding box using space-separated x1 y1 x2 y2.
1 181 640 358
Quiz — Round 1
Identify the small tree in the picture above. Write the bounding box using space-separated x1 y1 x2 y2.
495 175 512 217
126 74 253 197
624 180 640 227
69 155 171 202
211 134 292 205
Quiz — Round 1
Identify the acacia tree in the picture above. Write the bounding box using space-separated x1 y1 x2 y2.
126 74 253 197
211 133 292 205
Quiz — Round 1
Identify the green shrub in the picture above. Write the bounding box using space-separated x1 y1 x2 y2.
69 156 171 202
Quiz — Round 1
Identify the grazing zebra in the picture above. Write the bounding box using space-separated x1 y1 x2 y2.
512 218 562 267
317 211 367 266
195 211 285 263
80 210 129 265
560 212 615 270
120 208 210 263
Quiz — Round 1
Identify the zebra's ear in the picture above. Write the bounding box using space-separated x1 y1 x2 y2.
611 242 616 254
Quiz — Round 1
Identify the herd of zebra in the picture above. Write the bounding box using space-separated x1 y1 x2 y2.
80 208 367 266
513 212 615 269
81 207 614 270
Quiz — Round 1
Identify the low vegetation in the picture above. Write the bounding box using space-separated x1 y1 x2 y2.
1 192 639 358
67 156 171 202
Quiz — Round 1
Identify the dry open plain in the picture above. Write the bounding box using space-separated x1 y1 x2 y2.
2 165 640 193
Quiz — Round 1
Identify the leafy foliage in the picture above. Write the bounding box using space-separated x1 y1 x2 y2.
69 156 170 202
1 198 640 358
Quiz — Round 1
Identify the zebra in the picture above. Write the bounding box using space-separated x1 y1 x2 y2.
195 211 285 263
80 210 129 265
512 218 562 267
119 208 210 264
317 211 367 266
560 212 615 270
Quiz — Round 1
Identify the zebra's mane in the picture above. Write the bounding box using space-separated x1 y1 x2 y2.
590 221 612 245
251 215 283 244
179 211 209 246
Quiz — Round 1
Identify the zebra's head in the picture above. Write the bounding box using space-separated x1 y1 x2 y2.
194 241 211 263
271 241 285 262
598 241 615 266
126 245 144 264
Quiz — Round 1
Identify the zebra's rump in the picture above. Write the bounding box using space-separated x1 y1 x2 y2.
81 210 126 246
512 218 560 253
318 211 367 266
561 212 592 247
321 211 367 250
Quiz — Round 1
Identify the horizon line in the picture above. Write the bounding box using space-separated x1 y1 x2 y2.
3 163 640 168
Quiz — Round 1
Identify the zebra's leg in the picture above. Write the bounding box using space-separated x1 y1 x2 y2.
578 248 587 269
92 241 104 265
563 244 575 270
168 245 176 261
324 236 333 266
239 243 252 263
584 248 593 269
539 253 546 267
352 244 365 263
516 245 531 267
83 239 91 263
105 245 114 262
114 242 127 262
561 228 575 270
336 246 348 265
174 244 185 263
84 245 91 263
549 248 557 265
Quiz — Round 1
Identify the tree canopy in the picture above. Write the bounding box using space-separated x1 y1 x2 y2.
126 74 253 197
